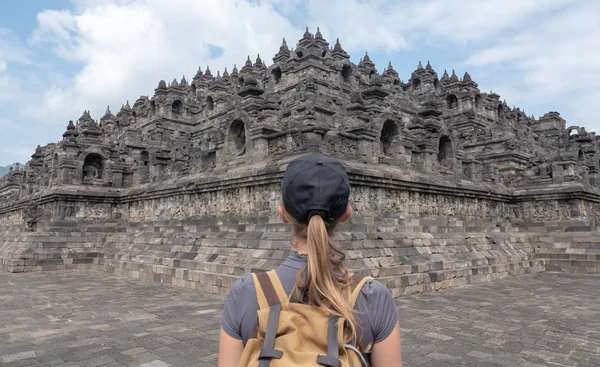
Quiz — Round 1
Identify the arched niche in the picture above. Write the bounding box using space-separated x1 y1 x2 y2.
475 94 482 109
412 78 421 90
498 104 504 121
150 101 156 116
438 136 454 169
172 100 183 116
228 120 246 156
82 153 104 182
578 150 584 162
341 65 352 83
380 120 400 156
207 96 214 111
568 127 580 138
271 67 282 84
446 94 458 109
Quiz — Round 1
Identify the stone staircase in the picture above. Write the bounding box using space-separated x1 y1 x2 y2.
532 233 600 274
1 215 551 296
0 232 100 273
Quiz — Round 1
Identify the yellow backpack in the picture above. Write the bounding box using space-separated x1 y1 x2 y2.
237 270 373 367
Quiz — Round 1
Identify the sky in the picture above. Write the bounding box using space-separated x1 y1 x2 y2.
0 0 599 166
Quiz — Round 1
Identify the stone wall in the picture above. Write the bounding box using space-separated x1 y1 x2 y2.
0 219 548 296
0 173 600 230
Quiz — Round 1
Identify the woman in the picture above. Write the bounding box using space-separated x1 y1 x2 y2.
218 154 402 367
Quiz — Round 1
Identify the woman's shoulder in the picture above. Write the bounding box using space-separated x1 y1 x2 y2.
356 278 394 305
228 273 256 297
357 277 390 296
357 278 398 343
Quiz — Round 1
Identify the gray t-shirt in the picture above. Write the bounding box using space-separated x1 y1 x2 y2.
221 251 398 351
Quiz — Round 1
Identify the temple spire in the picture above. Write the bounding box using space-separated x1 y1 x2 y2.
450 69 459 82
280 38 289 51
303 26 311 39
315 26 323 39
417 60 423 70
331 38 349 59
255 54 263 67
334 38 343 51
363 52 375 68
463 71 472 82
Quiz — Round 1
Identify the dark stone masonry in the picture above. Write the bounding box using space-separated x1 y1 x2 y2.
1 28 599 297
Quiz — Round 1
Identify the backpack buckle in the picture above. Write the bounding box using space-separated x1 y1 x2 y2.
258 348 283 360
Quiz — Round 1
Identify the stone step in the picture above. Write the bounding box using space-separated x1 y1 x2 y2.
376 259 546 297
534 241 600 249
0 228 559 296
545 259 599 274
535 247 600 255
534 253 600 260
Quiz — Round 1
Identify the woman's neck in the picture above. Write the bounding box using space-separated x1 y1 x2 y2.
293 236 308 254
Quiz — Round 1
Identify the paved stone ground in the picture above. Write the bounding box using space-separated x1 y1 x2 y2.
0 271 598 367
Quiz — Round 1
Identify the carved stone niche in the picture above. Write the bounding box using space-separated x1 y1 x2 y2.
82 153 104 184
380 120 402 157
136 151 151 184
227 120 247 158
438 136 454 173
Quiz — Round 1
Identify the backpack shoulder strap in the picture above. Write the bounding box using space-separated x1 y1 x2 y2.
252 270 288 310
251 271 287 366
350 274 373 307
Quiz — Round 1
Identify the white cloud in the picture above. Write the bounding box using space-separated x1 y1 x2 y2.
300 0 574 53
27 0 301 125
465 1 600 130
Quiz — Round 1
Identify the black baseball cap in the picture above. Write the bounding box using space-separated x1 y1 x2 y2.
281 153 350 225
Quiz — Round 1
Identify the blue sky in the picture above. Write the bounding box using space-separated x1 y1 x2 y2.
1 0 599 166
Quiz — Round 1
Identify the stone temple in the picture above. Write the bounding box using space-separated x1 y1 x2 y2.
1 28 598 296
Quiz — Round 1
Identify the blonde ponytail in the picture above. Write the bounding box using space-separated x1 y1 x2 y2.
288 213 361 349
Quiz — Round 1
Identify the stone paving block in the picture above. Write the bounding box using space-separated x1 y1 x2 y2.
1 270 600 366
139 361 171 367
1 351 37 364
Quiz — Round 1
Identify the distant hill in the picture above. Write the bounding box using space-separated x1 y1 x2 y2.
0 163 23 178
